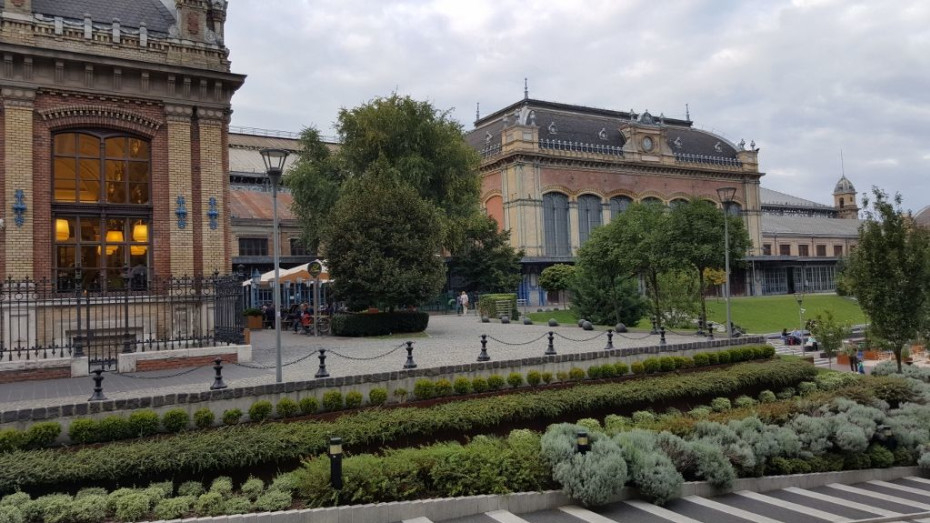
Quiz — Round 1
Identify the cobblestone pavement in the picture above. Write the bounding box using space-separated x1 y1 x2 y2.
0 315 698 410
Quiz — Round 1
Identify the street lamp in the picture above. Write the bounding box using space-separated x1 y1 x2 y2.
716 187 737 338
795 292 804 331
260 148 290 383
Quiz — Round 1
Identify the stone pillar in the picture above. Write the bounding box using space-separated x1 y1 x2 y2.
197 108 228 274
2 87 36 279
165 105 194 276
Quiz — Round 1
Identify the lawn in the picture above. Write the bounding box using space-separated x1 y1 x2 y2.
528 293 867 335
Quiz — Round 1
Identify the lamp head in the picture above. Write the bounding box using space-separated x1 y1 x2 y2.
260 148 290 184
329 436 343 456
716 186 737 204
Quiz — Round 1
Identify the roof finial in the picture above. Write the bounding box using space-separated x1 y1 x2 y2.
476 102 480 122
840 149 845 177
685 103 690 121
524 78 528 100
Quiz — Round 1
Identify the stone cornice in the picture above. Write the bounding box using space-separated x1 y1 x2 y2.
0 86 35 107
196 107 227 125
165 103 194 123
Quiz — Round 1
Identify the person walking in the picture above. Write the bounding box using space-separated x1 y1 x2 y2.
460 291 470 316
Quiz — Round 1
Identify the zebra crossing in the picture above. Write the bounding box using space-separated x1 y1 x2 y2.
404 476 930 523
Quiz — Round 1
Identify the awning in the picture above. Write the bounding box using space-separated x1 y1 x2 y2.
242 260 330 286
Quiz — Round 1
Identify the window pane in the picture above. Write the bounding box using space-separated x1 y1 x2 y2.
105 137 126 158
106 182 127 203
55 217 76 242
105 160 125 181
80 217 100 242
128 139 149 159
54 158 77 202
81 245 101 269
105 245 125 268
129 183 149 204
78 134 100 157
54 133 76 155
128 161 149 182
78 159 100 202
57 245 76 269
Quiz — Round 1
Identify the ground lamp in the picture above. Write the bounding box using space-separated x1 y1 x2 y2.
716 186 737 338
576 430 590 454
329 436 344 490
260 148 290 383
795 292 804 331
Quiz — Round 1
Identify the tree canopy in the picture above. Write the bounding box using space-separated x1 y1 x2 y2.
448 214 524 293
845 188 930 372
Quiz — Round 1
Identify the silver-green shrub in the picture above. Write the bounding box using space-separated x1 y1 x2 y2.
733 395 756 408
195 492 224 517
254 490 292 512
710 397 731 412
209 476 234 496
25 494 71 523
0 505 23 523
70 494 106 523
758 390 776 403
576 418 602 433
0 493 30 509
113 492 150 522
224 496 252 515
551 438 627 506
789 415 833 455
604 415 632 433
541 423 586 466
631 411 655 424
240 476 265 501
176 480 204 497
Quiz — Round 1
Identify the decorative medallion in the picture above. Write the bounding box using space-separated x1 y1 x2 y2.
187 12 201 36
642 136 654 152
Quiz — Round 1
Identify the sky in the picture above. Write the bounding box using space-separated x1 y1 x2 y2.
224 0 930 213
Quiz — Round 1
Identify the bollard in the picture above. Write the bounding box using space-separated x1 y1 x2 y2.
403 341 417 369
605 329 614 350
210 357 227 390
315 348 330 378
545 331 556 356
660 326 667 346
697 319 705 337
707 322 715 340
650 317 659 335
88 369 106 401
477 334 490 362
329 437 344 490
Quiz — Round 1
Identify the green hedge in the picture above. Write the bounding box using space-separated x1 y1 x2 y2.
0 359 815 494
476 294 519 320
330 311 429 336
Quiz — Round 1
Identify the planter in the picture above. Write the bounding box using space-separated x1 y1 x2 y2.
246 315 263 330
864 350 881 360
837 353 849 365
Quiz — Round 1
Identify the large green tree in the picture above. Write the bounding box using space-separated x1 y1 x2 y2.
845 188 930 372
448 214 524 293
669 199 751 331
539 264 576 304
322 173 446 311
572 227 646 326
284 127 346 252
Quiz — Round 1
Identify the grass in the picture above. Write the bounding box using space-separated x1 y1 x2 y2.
527 293 867 335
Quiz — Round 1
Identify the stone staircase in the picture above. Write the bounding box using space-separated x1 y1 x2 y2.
768 338 833 368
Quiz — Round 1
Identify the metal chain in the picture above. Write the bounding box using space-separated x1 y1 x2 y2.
663 328 692 336
614 331 655 340
328 342 407 361
553 331 607 343
115 365 206 380
231 350 318 370
486 332 550 346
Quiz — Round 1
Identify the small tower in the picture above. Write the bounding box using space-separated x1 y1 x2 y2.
833 175 858 219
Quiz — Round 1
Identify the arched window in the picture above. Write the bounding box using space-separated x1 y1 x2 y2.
670 198 689 209
839 197 845 208
609 196 632 220
641 196 663 206
726 202 742 216
543 192 570 256
53 131 151 291
577 194 602 245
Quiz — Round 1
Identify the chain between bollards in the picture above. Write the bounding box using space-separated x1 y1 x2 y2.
88 369 106 401
605 329 614 350
209 357 227 390
403 341 417 369
660 326 667 346
545 331 556 356
477 334 490 362
315 348 330 378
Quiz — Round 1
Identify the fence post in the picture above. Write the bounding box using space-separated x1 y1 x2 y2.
403 341 417 369
477 334 490 362
605 329 614 350
210 357 227 390
88 369 106 401
74 267 84 358
660 327 667 347
121 265 133 354
315 348 330 378
545 331 556 356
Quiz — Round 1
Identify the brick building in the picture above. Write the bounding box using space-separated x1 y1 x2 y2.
0 0 244 287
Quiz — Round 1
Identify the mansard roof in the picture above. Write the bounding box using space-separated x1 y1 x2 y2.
761 215 863 238
760 187 834 210
14 0 177 33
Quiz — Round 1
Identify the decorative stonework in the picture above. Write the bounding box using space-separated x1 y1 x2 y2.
165 104 194 122
38 105 163 135
0 88 36 107
197 107 226 124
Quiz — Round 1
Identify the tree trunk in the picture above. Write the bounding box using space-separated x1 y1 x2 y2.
697 267 707 332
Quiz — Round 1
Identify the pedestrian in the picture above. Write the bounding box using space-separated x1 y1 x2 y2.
460 291 469 316
858 360 865 374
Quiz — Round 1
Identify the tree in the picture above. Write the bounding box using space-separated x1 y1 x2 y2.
447 214 524 293
284 127 346 252
573 227 646 326
539 264 575 304
322 173 446 311
811 310 851 369
845 188 930 372
669 200 751 332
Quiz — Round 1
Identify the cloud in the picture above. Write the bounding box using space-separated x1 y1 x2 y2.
225 0 930 212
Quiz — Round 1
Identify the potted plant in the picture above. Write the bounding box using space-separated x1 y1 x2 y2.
242 308 264 330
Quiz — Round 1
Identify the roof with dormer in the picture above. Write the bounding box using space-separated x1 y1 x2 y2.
760 188 834 210
467 99 739 159
834 175 856 195
1 0 177 33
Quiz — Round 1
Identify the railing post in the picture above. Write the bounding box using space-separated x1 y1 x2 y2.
477 334 490 362
210 357 227 390
88 369 106 401
660 327 667 347
545 331 556 356
74 267 84 358
315 348 330 378
121 265 133 353
605 329 614 350
403 341 417 369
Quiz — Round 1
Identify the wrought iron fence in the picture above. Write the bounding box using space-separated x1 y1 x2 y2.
0 273 246 371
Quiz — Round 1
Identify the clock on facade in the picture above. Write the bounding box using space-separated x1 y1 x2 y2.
642 136 654 152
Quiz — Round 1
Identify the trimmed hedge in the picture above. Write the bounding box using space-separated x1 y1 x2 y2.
330 312 429 337
0 359 815 494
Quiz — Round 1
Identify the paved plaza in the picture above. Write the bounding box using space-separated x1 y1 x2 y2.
0 315 700 411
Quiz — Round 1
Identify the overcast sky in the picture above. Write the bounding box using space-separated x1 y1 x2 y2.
224 0 930 213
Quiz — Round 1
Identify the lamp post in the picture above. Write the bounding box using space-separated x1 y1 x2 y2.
716 187 737 338
260 148 290 383
795 292 804 331
329 436 344 490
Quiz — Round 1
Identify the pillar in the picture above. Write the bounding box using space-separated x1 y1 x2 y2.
197 108 228 273
2 87 36 278
165 105 194 276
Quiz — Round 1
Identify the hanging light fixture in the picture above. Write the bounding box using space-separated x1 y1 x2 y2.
55 219 70 241
132 221 148 243
104 230 123 256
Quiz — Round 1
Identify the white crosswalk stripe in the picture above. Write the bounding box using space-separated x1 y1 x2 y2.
621 499 703 523
868 480 930 499
828 483 930 511
684 495 785 523
906 477 930 486
783 486 901 517
734 490 852 522
402 517 434 523
486 509 532 523
558 505 621 523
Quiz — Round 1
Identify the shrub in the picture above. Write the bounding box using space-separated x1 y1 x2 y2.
761 345 776 358
194 492 224 517
453 377 472 395
434 379 453 397
193 408 215 429
322 391 344 411
209 476 234 497
268 472 301 494
127 410 160 438
524 371 541 387
248 401 274 422
177 481 204 497
276 398 300 418
224 496 252 515
240 476 265 501
733 395 756 408
98 416 134 441
659 357 676 372
487 374 505 390
413 379 436 400
894 447 916 466
587 365 602 379
23 422 61 450
471 377 488 393
776 387 796 400
298 397 319 414
222 408 243 426
632 411 655 424
330 311 429 336
710 397 731 412
113 492 151 522
716 351 731 364
541 371 554 384
344 391 364 409
642 358 661 374
70 494 107 523
758 390 777 403
631 361 645 375
556 370 569 382
693 353 709 366
543 425 627 507
797 381 817 396
868 444 895 468
0 430 24 454
688 406 712 418
161 409 190 433
392 388 408 402
75 488 107 499
254 490 292 512
29 493 72 523
0 506 23 523
507 372 524 388
569 367 586 381
368 388 388 406
707 352 719 365
614 362 629 375
675 356 693 369
843 453 871 470
604 415 632 432
153 496 194 520
600 364 617 378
